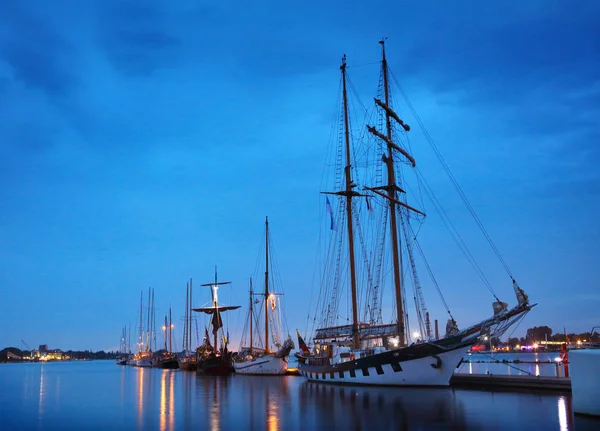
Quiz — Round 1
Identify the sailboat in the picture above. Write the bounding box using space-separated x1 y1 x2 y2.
154 308 179 369
130 289 154 367
233 217 295 375
193 268 240 375
178 279 197 371
296 40 535 386
115 326 128 365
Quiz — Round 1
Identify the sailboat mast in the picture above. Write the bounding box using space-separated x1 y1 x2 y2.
189 278 193 350
250 277 253 351
169 307 173 354
264 216 270 353
164 315 168 350
214 266 218 350
184 282 189 351
139 291 143 352
341 55 360 350
152 288 156 351
380 39 406 346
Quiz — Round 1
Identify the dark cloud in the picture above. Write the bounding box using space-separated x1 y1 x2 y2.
96 1 185 76
0 3 77 96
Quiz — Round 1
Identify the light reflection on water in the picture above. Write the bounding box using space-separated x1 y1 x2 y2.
1 360 598 430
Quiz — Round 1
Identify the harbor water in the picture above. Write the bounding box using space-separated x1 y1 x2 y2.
1 359 599 430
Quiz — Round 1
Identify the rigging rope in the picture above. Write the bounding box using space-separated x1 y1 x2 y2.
408 223 455 321
415 168 500 301
389 69 515 281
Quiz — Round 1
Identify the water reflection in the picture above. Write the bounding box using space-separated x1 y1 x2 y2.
159 370 175 431
196 376 230 431
38 364 45 417
137 367 144 429
223 375 289 430
300 383 475 430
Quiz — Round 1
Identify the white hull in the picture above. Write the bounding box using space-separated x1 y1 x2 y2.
299 345 470 386
234 354 289 375
135 358 153 367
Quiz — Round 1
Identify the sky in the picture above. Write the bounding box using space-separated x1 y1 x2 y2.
1 0 599 352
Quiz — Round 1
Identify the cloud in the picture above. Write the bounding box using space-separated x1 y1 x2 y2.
0 4 76 97
96 1 184 77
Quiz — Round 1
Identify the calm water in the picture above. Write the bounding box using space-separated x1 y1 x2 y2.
1 360 598 430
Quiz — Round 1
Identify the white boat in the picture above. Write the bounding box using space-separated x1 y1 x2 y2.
234 217 295 375
135 356 153 367
127 289 156 368
296 40 535 386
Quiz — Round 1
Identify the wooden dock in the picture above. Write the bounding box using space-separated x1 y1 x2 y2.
450 373 571 392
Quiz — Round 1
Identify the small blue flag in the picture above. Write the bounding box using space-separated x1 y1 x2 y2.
325 197 337 231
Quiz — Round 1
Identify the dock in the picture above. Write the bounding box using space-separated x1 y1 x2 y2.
450 373 571 392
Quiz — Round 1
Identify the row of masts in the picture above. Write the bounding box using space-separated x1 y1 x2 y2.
124 287 180 355
138 287 157 352
335 40 419 349
182 278 193 351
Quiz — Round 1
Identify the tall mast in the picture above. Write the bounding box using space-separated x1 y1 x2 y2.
169 306 173 354
152 288 156 351
380 39 405 346
214 266 218 350
189 278 193 350
184 282 189 351
264 216 270 353
146 287 151 350
249 277 253 352
164 315 168 350
139 291 143 353
341 54 360 350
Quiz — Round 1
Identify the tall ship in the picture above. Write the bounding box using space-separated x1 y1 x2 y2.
233 217 295 375
193 268 240 375
296 40 535 386
178 279 197 371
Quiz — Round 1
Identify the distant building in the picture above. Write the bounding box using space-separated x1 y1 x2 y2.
7 351 21 360
46 349 63 360
39 345 48 353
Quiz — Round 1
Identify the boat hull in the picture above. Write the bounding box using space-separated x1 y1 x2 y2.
298 342 470 386
197 354 234 375
178 359 197 371
233 354 289 375
135 358 153 367
154 358 179 369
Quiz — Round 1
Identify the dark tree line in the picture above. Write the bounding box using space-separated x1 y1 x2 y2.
503 326 599 348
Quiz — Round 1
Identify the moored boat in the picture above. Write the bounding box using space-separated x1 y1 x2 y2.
193 267 240 375
178 278 197 371
233 217 295 375
154 309 179 369
297 40 535 386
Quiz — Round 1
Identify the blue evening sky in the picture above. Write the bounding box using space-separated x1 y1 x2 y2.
1 1 598 351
